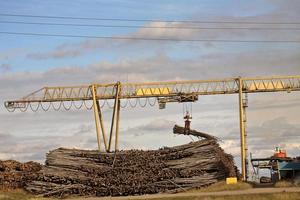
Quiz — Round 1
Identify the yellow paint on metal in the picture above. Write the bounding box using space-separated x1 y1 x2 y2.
226 177 238 184
136 87 171 96
91 85 102 152
238 78 247 181
247 81 284 91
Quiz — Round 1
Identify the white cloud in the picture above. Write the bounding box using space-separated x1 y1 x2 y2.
220 140 241 157
0 153 12 160
25 0 300 60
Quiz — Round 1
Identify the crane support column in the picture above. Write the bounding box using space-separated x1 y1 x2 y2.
238 78 247 181
92 85 103 151
96 100 108 151
108 82 121 152
115 99 121 151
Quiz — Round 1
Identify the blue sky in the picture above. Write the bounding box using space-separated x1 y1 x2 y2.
0 0 293 72
0 0 300 173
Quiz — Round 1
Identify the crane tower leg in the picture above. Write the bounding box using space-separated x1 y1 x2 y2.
108 82 121 152
92 85 105 151
96 100 108 151
238 78 247 181
115 99 121 151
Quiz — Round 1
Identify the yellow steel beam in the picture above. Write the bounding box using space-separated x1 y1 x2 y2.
91 85 102 151
96 100 108 151
115 98 121 151
5 75 300 106
107 82 121 152
238 78 247 181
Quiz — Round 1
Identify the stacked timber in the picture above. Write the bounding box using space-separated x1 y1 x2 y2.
25 125 238 197
0 160 41 189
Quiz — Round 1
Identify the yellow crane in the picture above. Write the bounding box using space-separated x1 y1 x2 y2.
4 75 300 181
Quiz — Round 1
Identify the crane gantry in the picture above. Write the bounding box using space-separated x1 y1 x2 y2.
4 75 300 181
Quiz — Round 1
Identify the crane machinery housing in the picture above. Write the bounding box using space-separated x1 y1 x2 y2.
4 75 300 181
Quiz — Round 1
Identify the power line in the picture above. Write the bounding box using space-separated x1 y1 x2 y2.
1 20 300 30
1 13 300 25
1 31 300 43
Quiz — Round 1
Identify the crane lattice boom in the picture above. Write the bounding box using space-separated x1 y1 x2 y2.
5 75 300 110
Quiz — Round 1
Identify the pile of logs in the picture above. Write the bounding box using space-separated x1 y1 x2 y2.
24 125 238 197
0 160 41 189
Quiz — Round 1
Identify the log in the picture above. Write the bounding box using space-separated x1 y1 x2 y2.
0 160 41 189
173 125 217 140
24 127 238 197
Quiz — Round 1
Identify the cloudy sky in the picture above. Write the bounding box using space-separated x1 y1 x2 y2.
0 0 300 174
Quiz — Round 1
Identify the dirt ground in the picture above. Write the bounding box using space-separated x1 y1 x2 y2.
72 187 300 200
0 186 300 200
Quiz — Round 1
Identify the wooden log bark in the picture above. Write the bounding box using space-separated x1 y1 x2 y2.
24 127 238 197
0 160 41 189
173 125 217 140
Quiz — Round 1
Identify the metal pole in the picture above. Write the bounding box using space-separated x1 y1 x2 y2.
91 85 102 151
108 82 120 152
277 160 281 180
115 99 121 151
238 78 247 181
96 100 108 151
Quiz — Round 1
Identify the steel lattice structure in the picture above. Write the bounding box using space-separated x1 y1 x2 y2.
4 75 300 181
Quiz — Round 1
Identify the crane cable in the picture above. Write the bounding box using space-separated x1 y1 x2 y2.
182 102 193 117
41 102 51 111
9 95 159 112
